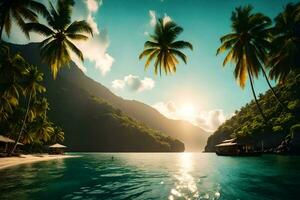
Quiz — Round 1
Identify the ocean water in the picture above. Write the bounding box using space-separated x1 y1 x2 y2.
0 153 300 200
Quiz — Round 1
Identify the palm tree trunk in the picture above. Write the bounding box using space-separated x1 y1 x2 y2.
0 20 4 41
10 92 32 155
260 67 289 111
247 69 268 123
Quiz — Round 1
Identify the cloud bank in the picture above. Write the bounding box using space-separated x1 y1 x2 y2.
152 101 230 132
112 75 155 92
76 0 114 75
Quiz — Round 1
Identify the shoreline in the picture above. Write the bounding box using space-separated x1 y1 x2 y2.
0 154 79 170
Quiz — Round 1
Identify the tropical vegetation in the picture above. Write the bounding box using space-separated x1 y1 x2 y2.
0 0 48 40
25 0 93 78
0 0 93 154
268 2 300 83
217 5 283 122
139 18 193 75
206 3 300 153
0 45 65 154
205 72 300 153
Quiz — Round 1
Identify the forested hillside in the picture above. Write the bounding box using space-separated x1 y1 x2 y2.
7 43 185 152
205 73 300 153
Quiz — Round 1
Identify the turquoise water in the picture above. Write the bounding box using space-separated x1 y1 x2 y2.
0 153 300 200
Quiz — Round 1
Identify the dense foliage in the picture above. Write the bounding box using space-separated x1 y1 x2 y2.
0 46 64 153
205 72 300 152
139 18 193 75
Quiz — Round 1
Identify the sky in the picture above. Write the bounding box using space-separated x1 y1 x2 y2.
4 0 297 132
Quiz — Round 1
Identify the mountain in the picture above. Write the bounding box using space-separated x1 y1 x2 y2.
10 43 208 151
205 73 300 154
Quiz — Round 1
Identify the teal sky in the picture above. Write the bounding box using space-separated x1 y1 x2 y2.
82 0 296 117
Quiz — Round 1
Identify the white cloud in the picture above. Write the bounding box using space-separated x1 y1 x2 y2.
149 10 157 27
195 110 226 132
75 0 114 75
112 79 125 90
148 10 172 27
152 101 229 132
163 13 172 25
86 0 101 13
75 29 114 75
112 75 155 92
87 14 100 34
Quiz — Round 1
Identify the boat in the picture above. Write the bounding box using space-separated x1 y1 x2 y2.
215 138 262 157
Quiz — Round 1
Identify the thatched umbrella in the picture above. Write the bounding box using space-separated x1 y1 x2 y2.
0 135 14 153
49 143 67 148
0 135 15 143
49 143 67 154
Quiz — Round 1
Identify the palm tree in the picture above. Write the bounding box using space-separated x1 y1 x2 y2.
0 46 25 121
21 129 34 145
139 18 193 75
25 0 93 78
216 5 270 122
0 0 48 40
10 66 45 154
51 126 65 144
268 3 300 83
33 98 49 120
33 118 54 143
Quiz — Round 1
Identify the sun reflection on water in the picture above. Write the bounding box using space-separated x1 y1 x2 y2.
169 153 199 200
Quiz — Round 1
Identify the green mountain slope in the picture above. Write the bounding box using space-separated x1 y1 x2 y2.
8 43 185 152
205 73 300 153
10 43 208 151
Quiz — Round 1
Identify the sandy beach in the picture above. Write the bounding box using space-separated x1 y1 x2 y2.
0 154 79 170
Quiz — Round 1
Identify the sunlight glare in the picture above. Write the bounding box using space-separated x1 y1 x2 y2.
179 104 196 120
169 153 199 200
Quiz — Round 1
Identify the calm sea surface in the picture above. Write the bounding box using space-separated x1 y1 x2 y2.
0 153 300 200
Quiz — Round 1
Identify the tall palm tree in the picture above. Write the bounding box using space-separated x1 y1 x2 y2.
21 129 34 145
10 66 45 154
139 18 193 75
26 0 93 78
33 118 54 143
51 126 65 143
33 98 49 120
0 0 48 40
216 5 270 122
0 46 25 121
268 3 300 83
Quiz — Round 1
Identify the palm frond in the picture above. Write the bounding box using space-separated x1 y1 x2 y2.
11 10 30 39
66 33 88 41
27 1 50 19
65 39 84 61
26 23 55 37
145 50 159 68
170 49 188 64
66 21 93 36
139 48 157 59
171 41 193 50
144 41 160 48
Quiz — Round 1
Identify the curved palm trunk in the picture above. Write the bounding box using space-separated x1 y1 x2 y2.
0 20 4 40
260 67 289 111
10 92 32 154
247 69 268 123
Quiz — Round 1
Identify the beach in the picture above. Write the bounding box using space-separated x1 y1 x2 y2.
0 154 78 170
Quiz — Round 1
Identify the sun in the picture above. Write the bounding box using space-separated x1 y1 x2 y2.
180 104 196 119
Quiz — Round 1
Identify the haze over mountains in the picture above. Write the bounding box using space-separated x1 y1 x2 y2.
10 43 208 152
